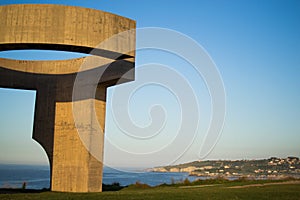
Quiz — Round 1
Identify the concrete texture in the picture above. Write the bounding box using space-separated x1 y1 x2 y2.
0 4 135 192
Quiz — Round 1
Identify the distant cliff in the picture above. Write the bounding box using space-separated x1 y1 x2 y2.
150 157 300 179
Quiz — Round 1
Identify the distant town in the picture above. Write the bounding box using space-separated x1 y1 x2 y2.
150 157 300 179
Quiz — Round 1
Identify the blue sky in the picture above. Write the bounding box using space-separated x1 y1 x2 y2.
0 0 299 167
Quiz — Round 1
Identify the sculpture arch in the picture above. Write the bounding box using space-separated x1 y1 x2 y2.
0 4 135 192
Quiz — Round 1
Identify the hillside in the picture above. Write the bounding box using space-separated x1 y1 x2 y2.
150 157 300 179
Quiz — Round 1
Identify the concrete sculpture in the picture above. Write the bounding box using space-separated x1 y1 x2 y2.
0 4 135 192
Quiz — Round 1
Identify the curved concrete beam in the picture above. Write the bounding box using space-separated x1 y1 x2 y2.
0 4 135 55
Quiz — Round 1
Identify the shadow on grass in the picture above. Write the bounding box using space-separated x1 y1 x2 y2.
102 182 126 191
0 188 49 194
0 183 126 194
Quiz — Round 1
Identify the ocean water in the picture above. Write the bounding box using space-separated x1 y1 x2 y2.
0 164 196 189
0 164 49 189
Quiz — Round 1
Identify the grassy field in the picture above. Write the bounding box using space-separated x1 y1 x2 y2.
0 180 299 200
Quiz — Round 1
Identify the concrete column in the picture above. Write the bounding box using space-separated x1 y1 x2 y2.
51 99 105 192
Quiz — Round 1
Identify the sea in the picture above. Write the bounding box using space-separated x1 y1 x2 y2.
0 164 197 189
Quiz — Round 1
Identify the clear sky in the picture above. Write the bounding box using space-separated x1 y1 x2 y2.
0 0 299 168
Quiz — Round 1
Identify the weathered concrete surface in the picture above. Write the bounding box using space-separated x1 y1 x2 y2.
0 4 135 53
0 4 135 192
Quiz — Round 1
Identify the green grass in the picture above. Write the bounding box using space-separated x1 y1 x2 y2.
0 180 300 200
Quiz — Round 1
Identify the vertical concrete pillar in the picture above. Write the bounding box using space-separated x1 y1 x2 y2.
52 99 106 192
